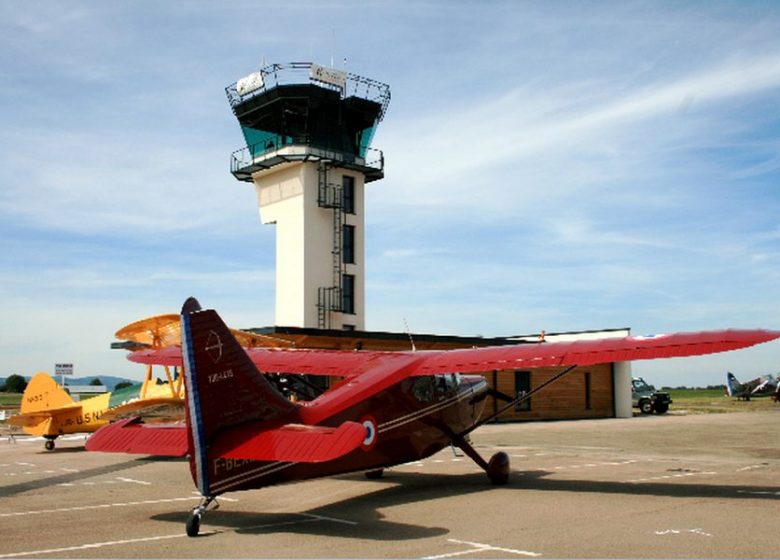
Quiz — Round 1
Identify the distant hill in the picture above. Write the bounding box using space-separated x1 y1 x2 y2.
1 375 137 392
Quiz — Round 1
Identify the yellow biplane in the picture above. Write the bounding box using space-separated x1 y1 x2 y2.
9 313 288 450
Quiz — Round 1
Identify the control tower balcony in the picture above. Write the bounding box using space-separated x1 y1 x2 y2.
226 62 390 183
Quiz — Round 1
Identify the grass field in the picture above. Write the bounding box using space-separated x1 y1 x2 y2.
0 392 21 407
666 388 779 414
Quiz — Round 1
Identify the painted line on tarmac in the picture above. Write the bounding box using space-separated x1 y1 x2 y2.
627 471 716 483
737 489 780 497
0 496 200 518
0 513 357 558
0 533 189 558
57 476 151 487
553 459 638 470
421 538 541 559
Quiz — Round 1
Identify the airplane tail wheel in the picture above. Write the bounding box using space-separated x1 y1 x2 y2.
186 510 201 537
44 440 55 451
487 452 510 485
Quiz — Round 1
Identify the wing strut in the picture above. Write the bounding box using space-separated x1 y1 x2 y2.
451 364 579 485
473 364 579 430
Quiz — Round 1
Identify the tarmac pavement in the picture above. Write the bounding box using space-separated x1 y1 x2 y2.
1 410 778 558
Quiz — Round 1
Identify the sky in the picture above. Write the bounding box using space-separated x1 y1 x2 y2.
1 1 779 387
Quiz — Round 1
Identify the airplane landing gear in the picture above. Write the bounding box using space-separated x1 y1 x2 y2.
486 452 510 485
44 438 56 451
453 434 511 485
186 495 218 537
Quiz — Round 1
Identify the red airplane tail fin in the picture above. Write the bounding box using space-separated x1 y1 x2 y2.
180 297 297 496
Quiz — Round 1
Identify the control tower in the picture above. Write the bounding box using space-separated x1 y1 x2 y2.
226 62 390 330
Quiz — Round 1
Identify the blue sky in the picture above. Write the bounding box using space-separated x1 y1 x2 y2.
1 1 778 387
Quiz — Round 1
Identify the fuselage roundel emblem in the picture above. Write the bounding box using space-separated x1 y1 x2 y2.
361 416 377 450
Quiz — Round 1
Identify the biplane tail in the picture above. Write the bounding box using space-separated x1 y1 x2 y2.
8 372 81 434
20 372 75 413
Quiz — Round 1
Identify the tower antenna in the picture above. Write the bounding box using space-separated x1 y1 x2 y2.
331 28 336 68
403 317 417 352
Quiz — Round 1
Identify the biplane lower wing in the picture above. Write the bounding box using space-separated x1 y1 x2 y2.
100 397 185 422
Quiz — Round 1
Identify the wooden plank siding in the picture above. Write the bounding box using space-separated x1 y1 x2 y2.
490 364 615 421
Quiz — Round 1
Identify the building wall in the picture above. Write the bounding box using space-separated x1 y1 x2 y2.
482 363 614 421
252 162 366 329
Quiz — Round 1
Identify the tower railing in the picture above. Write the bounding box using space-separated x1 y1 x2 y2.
230 137 383 182
226 62 390 120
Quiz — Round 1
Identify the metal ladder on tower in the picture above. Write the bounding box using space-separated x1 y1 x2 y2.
316 161 344 329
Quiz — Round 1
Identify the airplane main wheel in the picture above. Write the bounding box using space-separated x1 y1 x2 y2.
186 511 201 537
487 452 510 485
44 440 55 451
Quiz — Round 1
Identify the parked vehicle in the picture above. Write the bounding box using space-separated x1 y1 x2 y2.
632 377 672 414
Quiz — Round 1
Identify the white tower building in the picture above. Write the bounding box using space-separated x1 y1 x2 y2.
226 63 390 329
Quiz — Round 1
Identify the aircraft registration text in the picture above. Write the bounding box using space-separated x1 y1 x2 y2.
208 369 234 384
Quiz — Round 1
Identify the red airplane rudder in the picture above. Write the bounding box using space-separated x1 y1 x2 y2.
180 297 296 496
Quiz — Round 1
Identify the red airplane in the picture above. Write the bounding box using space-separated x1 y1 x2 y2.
86 298 780 537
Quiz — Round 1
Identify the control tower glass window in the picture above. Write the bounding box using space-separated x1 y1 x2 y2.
342 176 355 214
343 225 355 264
342 274 355 314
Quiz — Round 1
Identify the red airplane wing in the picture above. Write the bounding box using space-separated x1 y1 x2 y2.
404 329 780 375
211 421 367 463
85 417 188 456
297 329 780 425
129 329 779 379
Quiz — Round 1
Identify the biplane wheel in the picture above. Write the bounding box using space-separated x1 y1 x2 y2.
44 440 55 451
186 511 201 537
365 469 384 479
487 452 510 485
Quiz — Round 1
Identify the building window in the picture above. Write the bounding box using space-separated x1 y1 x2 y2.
342 176 355 214
342 274 355 314
514 371 531 411
343 224 355 264
584 371 592 410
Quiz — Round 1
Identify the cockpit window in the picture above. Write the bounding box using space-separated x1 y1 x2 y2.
413 374 461 403
413 377 435 403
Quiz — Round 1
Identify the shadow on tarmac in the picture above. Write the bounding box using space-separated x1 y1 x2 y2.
0 456 153 498
150 468 779 540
